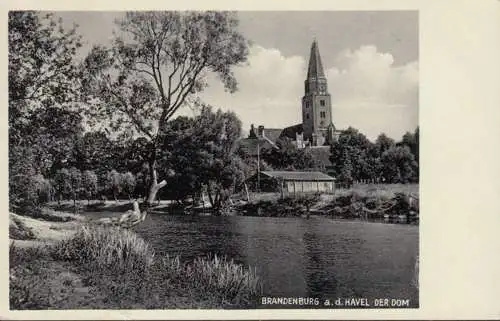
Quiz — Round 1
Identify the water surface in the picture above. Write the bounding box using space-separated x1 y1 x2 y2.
85 212 419 308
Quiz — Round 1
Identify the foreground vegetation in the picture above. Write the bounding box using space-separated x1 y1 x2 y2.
10 222 262 309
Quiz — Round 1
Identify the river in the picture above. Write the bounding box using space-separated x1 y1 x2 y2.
85 212 419 308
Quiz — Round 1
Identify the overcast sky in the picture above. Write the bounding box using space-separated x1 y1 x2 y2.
55 11 418 140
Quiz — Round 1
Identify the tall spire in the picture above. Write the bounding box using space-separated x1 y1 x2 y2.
307 39 326 79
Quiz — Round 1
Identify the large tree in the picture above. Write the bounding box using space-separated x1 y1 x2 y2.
82 11 249 208
9 11 83 209
329 127 374 183
161 106 245 212
381 146 418 183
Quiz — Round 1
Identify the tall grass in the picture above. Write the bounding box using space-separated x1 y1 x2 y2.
52 225 154 274
336 183 419 200
10 242 53 309
183 255 262 304
12 225 262 308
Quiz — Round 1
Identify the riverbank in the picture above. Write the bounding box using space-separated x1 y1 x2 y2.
236 184 419 223
9 209 262 309
46 184 419 224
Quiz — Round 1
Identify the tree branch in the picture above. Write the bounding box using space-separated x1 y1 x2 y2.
105 82 155 140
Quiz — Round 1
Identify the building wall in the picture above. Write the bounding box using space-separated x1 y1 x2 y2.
284 180 335 194
313 94 332 131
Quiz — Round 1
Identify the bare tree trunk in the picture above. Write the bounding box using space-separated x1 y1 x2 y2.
244 182 250 202
146 160 167 208
206 184 215 208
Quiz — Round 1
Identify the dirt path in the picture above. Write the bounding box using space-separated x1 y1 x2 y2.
10 212 80 246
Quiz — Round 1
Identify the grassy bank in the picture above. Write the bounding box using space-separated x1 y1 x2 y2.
238 183 419 222
10 222 262 309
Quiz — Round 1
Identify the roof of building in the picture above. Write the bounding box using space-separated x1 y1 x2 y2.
236 137 278 157
263 128 284 144
307 40 326 79
280 123 303 140
261 170 335 181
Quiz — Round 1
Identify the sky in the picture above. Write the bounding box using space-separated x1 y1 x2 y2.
55 11 418 141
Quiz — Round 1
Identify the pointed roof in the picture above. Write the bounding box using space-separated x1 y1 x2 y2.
307 40 326 79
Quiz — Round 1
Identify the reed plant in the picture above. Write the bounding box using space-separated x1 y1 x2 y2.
52 225 154 274
183 254 262 304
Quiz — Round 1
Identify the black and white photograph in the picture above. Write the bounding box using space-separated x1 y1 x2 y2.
8 10 419 310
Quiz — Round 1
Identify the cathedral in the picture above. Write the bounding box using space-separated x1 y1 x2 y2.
244 40 343 152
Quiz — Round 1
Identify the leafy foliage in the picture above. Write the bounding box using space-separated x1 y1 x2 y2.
82 170 98 203
381 146 418 183
9 11 82 124
106 170 123 201
121 172 136 199
330 127 419 184
261 138 322 170
161 106 245 211
53 168 72 204
9 11 84 210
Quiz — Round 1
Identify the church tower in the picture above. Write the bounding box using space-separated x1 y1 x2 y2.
302 40 333 146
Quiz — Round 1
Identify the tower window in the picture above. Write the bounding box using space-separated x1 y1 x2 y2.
306 113 310 119
320 111 326 118
320 100 325 106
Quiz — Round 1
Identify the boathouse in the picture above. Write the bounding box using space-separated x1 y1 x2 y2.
245 171 335 194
